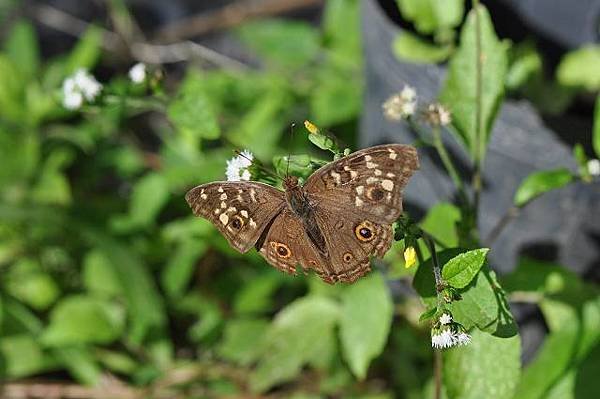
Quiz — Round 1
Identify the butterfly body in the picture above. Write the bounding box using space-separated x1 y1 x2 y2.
186 144 419 284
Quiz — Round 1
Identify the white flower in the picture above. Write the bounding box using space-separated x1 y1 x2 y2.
426 103 452 126
400 85 416 102
383 85 417 121
226 150 254 181
62 69 102 109
456 332 471 346
431 329 456 349
129 63 147 84
588 159 600 176
439 313 452 325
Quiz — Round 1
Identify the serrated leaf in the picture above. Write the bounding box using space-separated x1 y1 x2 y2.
514 168 574 207
556 45 600 90
393 32 452 63
41 295 125 346
439 5 507 161
448 268 499 333
443 329 521 399
442 248 489 288
339 272 393 379
250 296 339 392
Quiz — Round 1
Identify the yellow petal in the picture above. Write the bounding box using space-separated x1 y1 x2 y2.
304 120 319 134
404 246 416 268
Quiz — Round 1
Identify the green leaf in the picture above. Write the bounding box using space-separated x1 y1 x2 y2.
161 239 206 298
413 248 463 307
514 168 574 207
443 329 521 399
396 0 465 35
31 148 74 205
393 32 452 63
594 95 600 158
0 334 52 378
339 272 393 379
310 66 361 127
419 306 438 322
556 45 600 90
168 71 221 141
82 250 123 297
41 295 125 346
54 346 101 385
250 296 339 392
95 349 138 375
322 0 361 61
65 26 102 74
0 56 25 122
442 248 489 288
233 272 283 314
237 20 319 68
112 172 169 230
217 318 269 365
420 202 461 248
4 258 60 310
4 20 40 81
505 41 542 90
449 268 500 333
439 5 508 161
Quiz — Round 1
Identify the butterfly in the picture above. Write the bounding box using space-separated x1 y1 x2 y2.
185 144 419 284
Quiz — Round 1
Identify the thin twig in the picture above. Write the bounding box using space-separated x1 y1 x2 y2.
29 3 249 70
155 0 324 42
472 0 483 218
431 126 470 207
485 206 520 246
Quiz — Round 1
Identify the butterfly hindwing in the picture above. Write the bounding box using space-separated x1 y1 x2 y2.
186 181 285 253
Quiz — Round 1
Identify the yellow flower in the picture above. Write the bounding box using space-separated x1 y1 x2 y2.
304 120 319 134
404 246 416 268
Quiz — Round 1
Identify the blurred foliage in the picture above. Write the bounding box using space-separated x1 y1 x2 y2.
0 0 598 398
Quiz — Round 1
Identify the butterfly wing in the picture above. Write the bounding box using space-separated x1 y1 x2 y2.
186 181 285 253
303 144 419 224
256 208 328 277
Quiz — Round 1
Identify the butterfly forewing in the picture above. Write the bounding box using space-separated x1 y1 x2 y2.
185 181 285 253
303 144 419 225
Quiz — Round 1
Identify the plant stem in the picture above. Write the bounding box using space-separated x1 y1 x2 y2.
434 349 442 399
472 0 483 218
432 127 470 206
485 206 520 245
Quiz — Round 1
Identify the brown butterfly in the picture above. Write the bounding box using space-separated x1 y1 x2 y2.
185 144 419 284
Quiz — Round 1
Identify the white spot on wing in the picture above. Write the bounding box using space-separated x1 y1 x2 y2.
218 187 224 193
350 170 358 178
221 201 227 208
366 177 379 184
331 171 341 184
374 169 382 176
382 179 394 191
365 155 372 161
389 152 398 160
386 172 395 177
220 193 227 200
200 193 208 200
249 218 257 227
250 189 256 202
241 210 248 218
366 161 378 169
219 213 229 225
356 185 364 195
355 197 364 207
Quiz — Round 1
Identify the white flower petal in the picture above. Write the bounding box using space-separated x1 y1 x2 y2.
588 159 600 176
439 313 452 325
129 63 147 83
456 332 471 346
63 91 83 110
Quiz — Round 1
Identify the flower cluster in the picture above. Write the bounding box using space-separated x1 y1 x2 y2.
588 159 600 177
382 85 417 121
62 69 103 110
424 102 452 127
129 63 147 84
431 312 471 349
226 150 254 181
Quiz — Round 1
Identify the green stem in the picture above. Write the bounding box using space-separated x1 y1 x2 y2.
472 0 484 216
432 127 470 206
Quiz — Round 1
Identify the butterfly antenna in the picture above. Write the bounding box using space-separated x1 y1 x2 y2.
286 122 295 178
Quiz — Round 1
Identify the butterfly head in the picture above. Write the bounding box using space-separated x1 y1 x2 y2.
283 175 300 190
